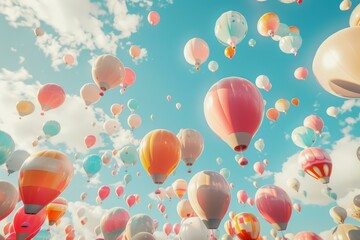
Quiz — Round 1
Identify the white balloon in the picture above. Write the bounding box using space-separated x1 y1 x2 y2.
5 150 29 175
179 217 210 240
255 75 270 90
326 106 339 118
208 61 219 73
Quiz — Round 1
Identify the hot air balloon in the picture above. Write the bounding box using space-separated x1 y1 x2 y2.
127 99 139 112
119 145 138 168
139 129 181 186
238 157 249 167
80 83 101 107
233 213 261 240
220 168 231 179
204 77 264 152
177 128 204 169
173 223 181 236
16 100 35 118
179 217 210 240
127 114 142 130
293 231 322 240
237 190 248 205
129 46 141 59
255 185 292 231
0 180 18 221
313 27 360 98
294 67 308 80
214 11 248 48
257 12 280 37
291 98 299 106
249 38 256 47
92 54 125 92
165 186 175 199
254 139 265 152
254 162 265 175
37 84 66 114
19 150 74 214
303 115 324 135
266 108 280 122
183 38 209 70
217 157 223 165
98 186 111 201
34 27 44 36
248 198 255 207
100 207 130 240
124 174 132 185
115 185 124 198
224 220 235 237
350 3 360 26
42 120 61 138
132 232 155 240
175 103 181 110
148 11 160 26
286 178 300 192
172 179 187 199
125 214 155 239
291 126 316 148
330 206 347 224
293 203 301 213
255 75 270 91
275 99 290 114
5 150 29 175
13 206 46 240
46 197 68 226
177 199 197 219
80 193 87 201
339 0 352 11
83 154 102 179
298 147 332 184
208 61 219 72
326 107 339 118
63 54 75 65
272 23 290 41
279 33 302 56
332 224 360 239
121 68 136 91
188 171 231 229
111 104 124 117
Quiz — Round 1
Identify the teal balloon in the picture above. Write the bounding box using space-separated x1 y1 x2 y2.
119 146 138 167
297 169 305 177
127 99 139 112
83 154 102 177
0 130 15 166
150 114 155 121
220 168 230 179
331 192 338 200
291 126 316 148
42 120 61 137
248 38 256 47
33 229 51 240
124 173 132 184
216 157 223 165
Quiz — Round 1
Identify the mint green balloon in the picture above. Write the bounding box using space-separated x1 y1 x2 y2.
215 11 248 47
127 99 139 112
220 168 230 179
216 157 223 165
119 146 138 167
42 120 61 137
124 173 132 184
0 130 15 166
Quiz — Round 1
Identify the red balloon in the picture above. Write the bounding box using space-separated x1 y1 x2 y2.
98 186 111 201
37 84 66 114
13 206 46 240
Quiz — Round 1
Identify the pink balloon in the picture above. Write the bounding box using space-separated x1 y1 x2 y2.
163 223 172 236
166 95 171 101
264 82 272 91
229 183 235 189
173 223 181 235
159 204 166 214
84 135 96 148
98 186 110 201
238 157 248 167
293 203 301 213
111 170 117 176
148 11 160 26
294 67 308 80
204 77 264 152
293 231 322 240
303 115 324 135
255 185 292 231
37 84 66 113
177 128 204 167
153 219 159 230
13 206 46 240
126 195 136 208
247 197 255 207
136 172 140 176
63 54 75 65
263 159 269 165
237 190 248 205
121 68 136 89
115 185 124 197
253 162 265 175
100 207 130 240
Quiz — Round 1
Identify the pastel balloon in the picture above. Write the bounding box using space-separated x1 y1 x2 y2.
233 213 260 240
247 197 255 206
119 146 138 167
238 157 248 167
80 192 87 201
255 75 270 91
129 45 141 59
330 206 347 224
291 98 299 106
272 23 290 41
204 77 264 152
83 154 102 178
103 119 120 135
287 178 300 192
16 100 35 117
127 99 139 112
139 129 181 185
254 162 265 175
34 27 44 36
350 3 360 26
43 120 61 138
148 11 160 26
188 171 231 229
177 199 197 219
294 67 308 80
279 33 302 56
183 38 209 70
340 0 352 11
121 68 136 89
127 114 142 130
46 197 68 226
293 203 301 213
179 217 210 240
5 150 29 175
220 168 231 179
266 108 280 122
125 214 155 239
115 185 124 197
254 138 265 152
163 223 172 236
237 190 248 205
255 185 292 231
263 159 269 165
124 174 132 185
101 207 130 240
291 126 316 148
92 54 125 92
98 186 111 201
63 54 75 65
257 12 280 37
165 186 175 199
224 46 236 59
176 103 181 110
249 38 256 47
172 179 188 199
298 147 332 184
214 11 248 47
0 180 19 221
19 150 73 214
224 220 235 237
173 223 181 235
208 61 219 72
166 95 171 101
177 128 204 167
326 106 339 118
303 115 324 135
13 206 46 240
275 99 290 113
37 84 65 113
293 231 323 240
102 151 112 165
111 104 124 117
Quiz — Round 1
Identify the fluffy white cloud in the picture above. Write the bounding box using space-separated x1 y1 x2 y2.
341 99 360 113
0 67 32 82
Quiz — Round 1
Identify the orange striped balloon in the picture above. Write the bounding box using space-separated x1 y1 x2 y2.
46 197 68 225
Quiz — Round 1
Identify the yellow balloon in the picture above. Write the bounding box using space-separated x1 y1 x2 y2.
16 100 35 117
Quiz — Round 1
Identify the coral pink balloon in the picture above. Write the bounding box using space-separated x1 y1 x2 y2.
230 183 235 189
254 162 265 175
238 157 249 167
163 223 172 236
84 135 96 148
98 186 111 201
257 12 280 37
294 67 308 80
148 11 160 26
303 115 324 135
159 204 166 214
173 223 181 235
37 84 66 113
127 114 142 130
63 54 75 65
100 207 130 240
126 195 136 208
293 231 322 240
293 203 302 213
177 128 204 166
129 46 141 59
255 185 292 231
111 104 125 117
247 198 255 207
13 206 46 240
237 190 248 205
204 77 264 152
167 95 171 101
266 108 280 122
298 147 332 184
115 185 124 197
121 68 136 89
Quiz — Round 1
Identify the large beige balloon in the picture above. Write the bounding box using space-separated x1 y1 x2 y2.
350 4 360 26
125 214 154 239
332 224 360 239
330 206 347 224
0 180 19 221
313 27 360 98
179 217 210 240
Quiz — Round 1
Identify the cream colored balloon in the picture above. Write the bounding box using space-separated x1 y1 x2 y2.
326 106 339 118
350 3 360 26
340 0 352 11
330 206 347 224
313 27 360 98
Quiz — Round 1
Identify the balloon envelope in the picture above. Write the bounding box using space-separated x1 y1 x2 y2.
101 207 130 240
0 180 19 221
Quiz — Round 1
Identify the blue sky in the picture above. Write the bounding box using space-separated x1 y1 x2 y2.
0 0 360 239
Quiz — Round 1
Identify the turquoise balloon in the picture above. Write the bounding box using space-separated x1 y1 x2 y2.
33 229 51 240
291 126 316 148
248 38 256 47
127 99 139 112
42 120 61 137
220 168 230 179
124 173 132 184
83 154 102 177
119 145 138 167
331 192 338 200
0 130 15 166
216 157 223 165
